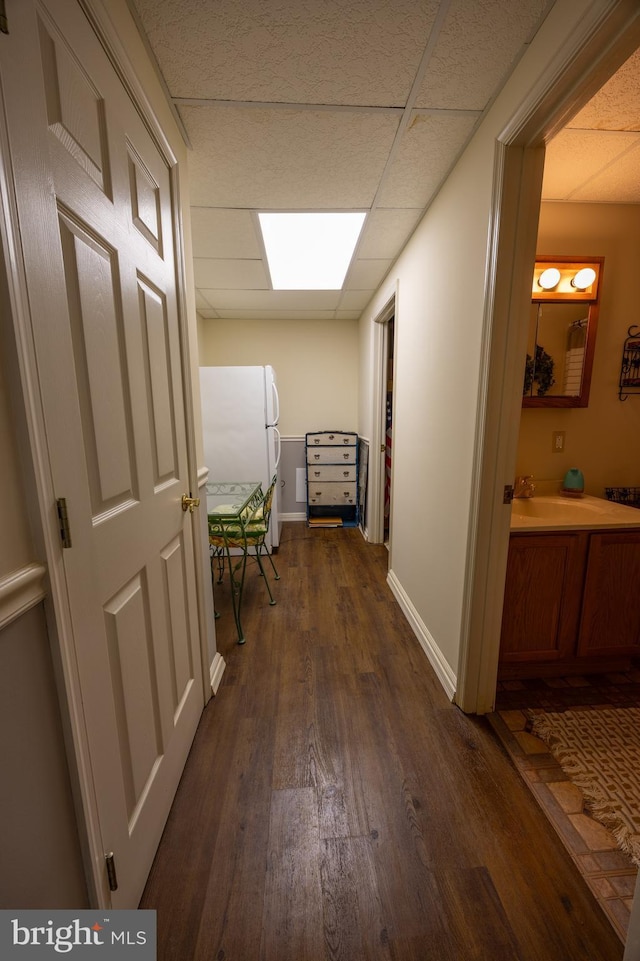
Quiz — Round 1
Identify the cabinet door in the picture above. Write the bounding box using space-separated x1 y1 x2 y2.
500 533 587 665
578 530 640 657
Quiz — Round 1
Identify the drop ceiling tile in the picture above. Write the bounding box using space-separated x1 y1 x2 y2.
191 208 262 258
542 130 640 200
377 112 478 207
338 289 374 310
196 309 219 319
194 258 269 289
132 0 439 106
346 259 392 290
569 142 640 203
357 208 423 258
415 0 552 110
195 289 211 309
199 288 342 310
182 104 400 209
568 49 640 132
335 310 363 320
132 0 639 325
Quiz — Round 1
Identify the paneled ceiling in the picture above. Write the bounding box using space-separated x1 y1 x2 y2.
542 46 640 203
128 1 640 322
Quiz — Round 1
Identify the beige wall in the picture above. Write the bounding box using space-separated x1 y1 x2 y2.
517 202 640 495
198 317 359 436
358 0 624 686
0 606 88 908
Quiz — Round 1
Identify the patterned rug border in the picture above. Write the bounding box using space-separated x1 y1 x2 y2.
528 707 640 867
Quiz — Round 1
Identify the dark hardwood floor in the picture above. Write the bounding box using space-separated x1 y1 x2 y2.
140 523 623 960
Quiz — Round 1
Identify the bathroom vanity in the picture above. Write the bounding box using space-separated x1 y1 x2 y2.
498 494 640 678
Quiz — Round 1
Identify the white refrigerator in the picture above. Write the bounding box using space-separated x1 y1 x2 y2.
199 365 281 549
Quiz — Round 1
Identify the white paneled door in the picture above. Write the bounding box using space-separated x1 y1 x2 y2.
0 1 204 906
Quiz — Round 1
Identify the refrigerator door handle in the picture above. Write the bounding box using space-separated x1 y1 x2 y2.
269 425 281 469
271 381 280 426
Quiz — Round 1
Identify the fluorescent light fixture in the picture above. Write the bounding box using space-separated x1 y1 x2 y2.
259 212 366 290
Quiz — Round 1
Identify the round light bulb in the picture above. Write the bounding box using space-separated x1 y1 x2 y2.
538 267 560 290
572 267 596 291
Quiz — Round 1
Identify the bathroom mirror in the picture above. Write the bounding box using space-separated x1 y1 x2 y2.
523 256 603 409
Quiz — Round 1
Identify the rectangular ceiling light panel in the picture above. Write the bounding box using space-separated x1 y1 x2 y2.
258 212 366 290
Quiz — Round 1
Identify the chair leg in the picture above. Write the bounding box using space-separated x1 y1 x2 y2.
210 545 225 584
264 547 280 581
253 548 276 605
209 551 221 619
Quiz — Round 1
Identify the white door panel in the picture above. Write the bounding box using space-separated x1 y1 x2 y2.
0 0 204 907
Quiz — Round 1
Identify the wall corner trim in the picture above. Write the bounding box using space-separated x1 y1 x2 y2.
0 562 47 631
209 651 226 695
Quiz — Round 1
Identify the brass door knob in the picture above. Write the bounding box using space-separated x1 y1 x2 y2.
181 494 200 513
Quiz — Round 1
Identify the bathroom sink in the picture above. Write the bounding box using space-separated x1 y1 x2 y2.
510 493 640 531
511 495 605 520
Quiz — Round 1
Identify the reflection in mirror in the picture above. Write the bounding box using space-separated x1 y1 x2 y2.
524 303 589 397
523 257 603 409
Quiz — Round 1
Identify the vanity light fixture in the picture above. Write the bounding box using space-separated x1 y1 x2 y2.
538 267 561 290
525 255 604 410
532 258 601 302
571 267 597 290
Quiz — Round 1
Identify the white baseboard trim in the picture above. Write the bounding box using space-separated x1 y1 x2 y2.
387 569 457 703
209 651 226 695
280 512 307 523
0 562 47 631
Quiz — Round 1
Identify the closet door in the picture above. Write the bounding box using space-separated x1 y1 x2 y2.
0 0 204 906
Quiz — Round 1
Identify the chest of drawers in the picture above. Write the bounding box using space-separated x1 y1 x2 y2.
305 431 359 527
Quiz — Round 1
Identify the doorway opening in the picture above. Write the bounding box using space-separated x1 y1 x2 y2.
458 10 640 718
383 315 394 545
370 294 396 549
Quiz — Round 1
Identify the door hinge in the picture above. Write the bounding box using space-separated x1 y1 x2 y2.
503 484 514 505
56 498 72 548
105 852 118 892
0 1 8 35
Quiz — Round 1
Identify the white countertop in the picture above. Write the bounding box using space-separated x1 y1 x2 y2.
510 493 640 532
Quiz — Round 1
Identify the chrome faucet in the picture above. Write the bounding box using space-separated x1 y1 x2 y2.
513 474 536 498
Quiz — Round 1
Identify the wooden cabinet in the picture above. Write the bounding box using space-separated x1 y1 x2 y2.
578 530 640 657
499 527 640 678
305 431 358 528
499 533 587 668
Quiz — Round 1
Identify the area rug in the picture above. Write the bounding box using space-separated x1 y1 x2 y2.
529 707 640 865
